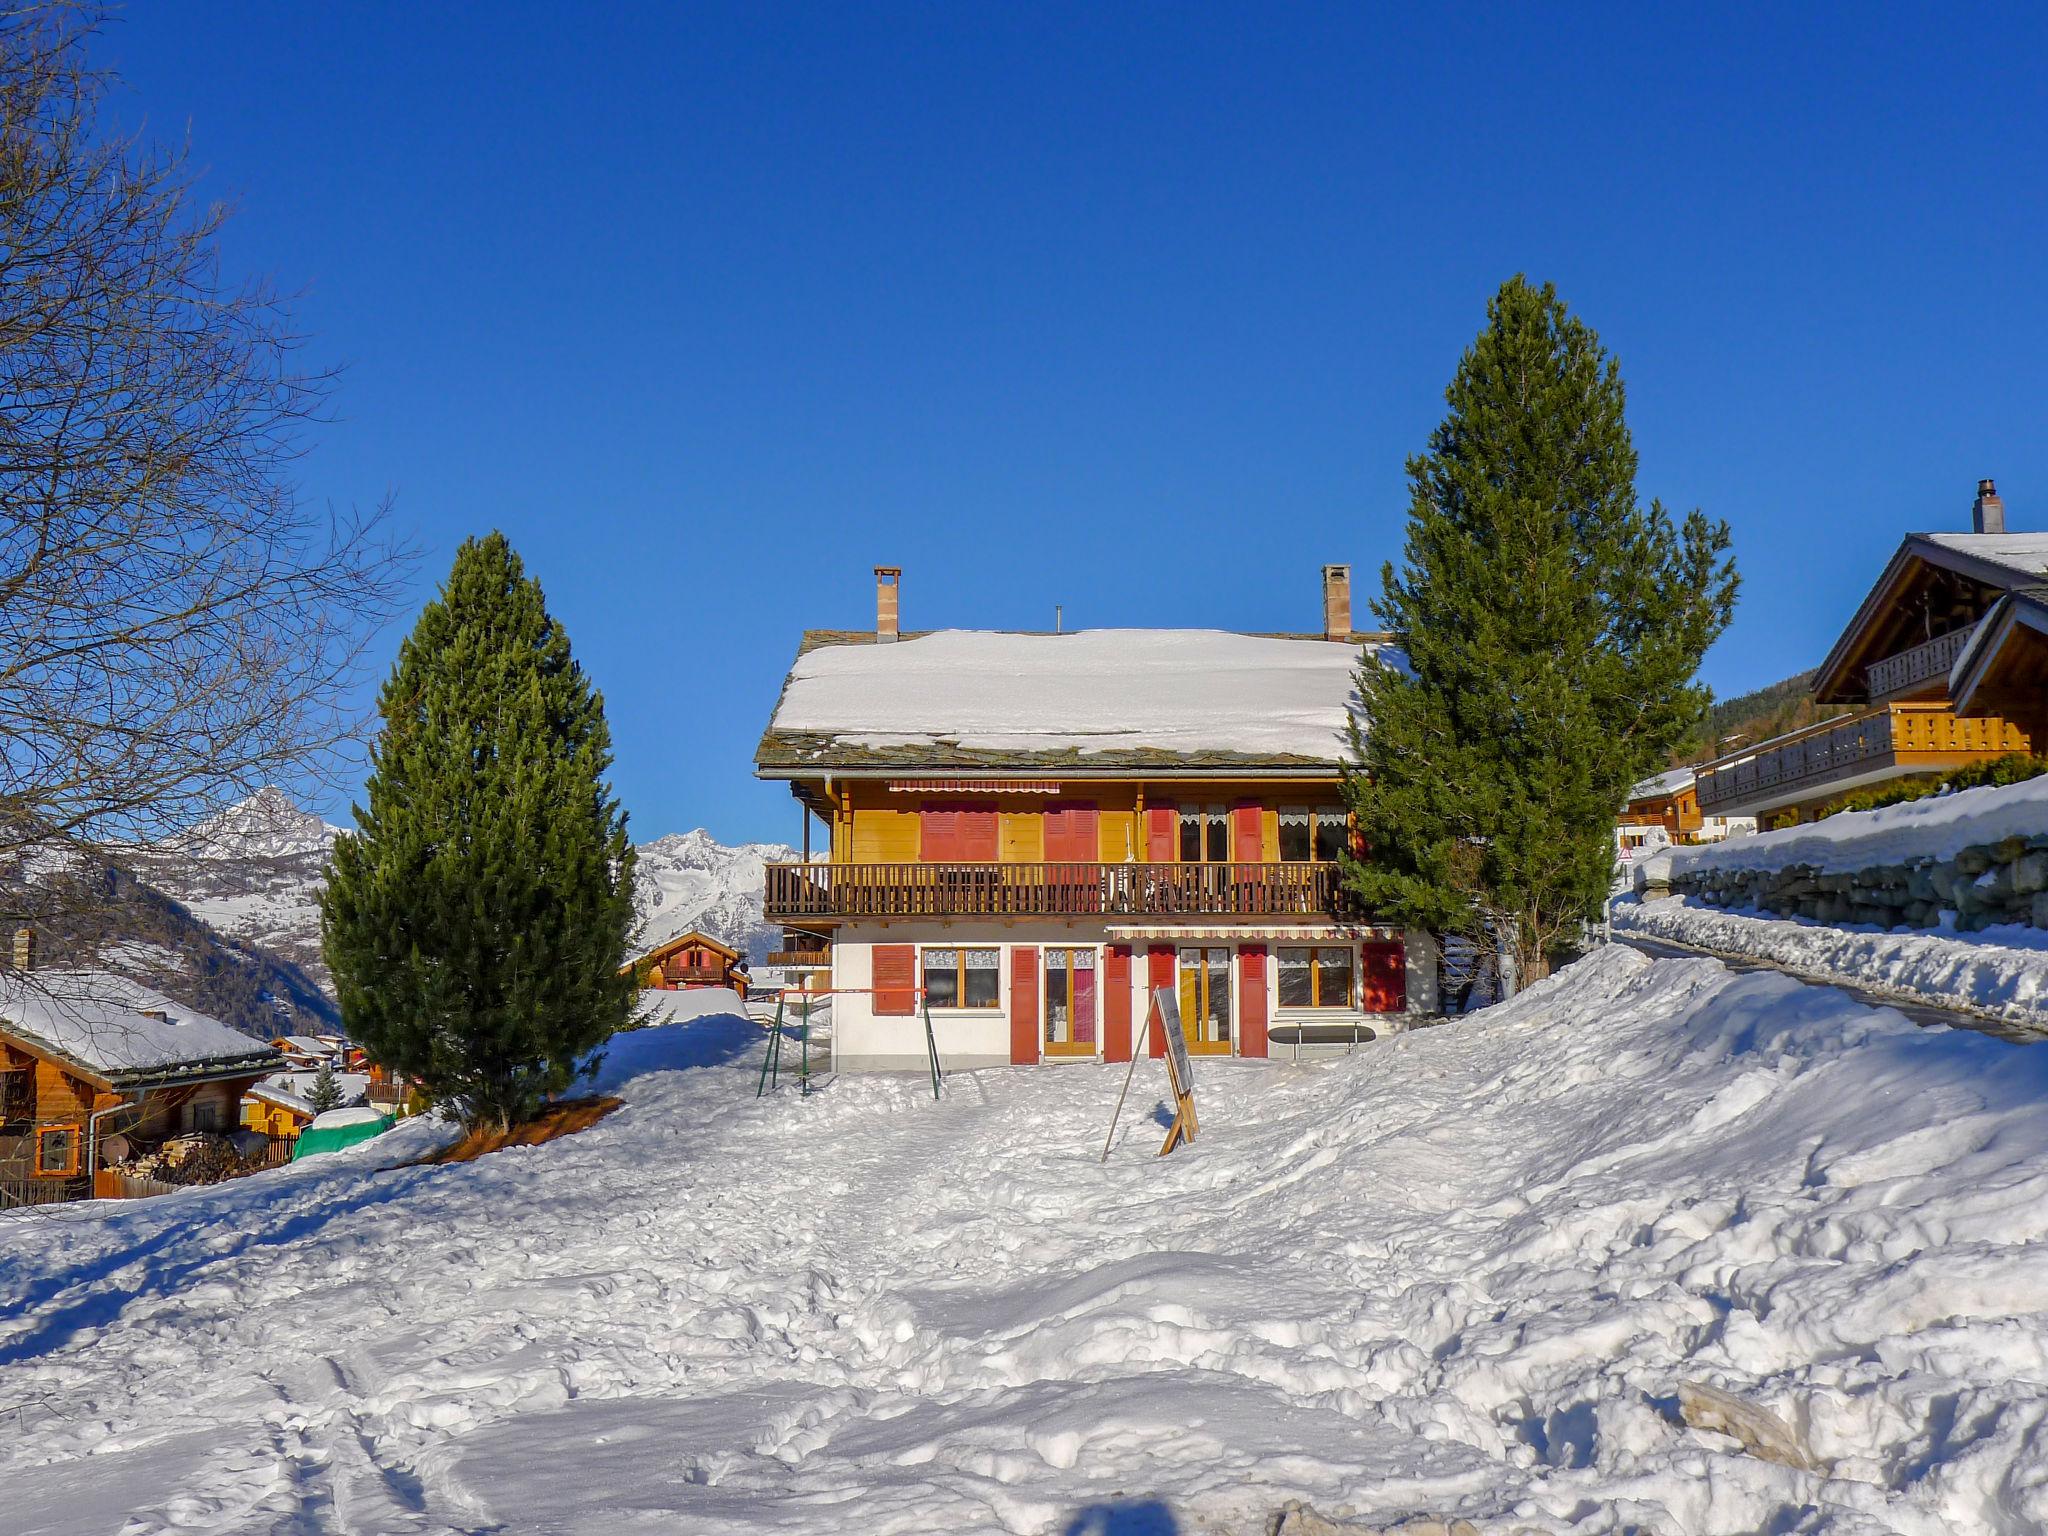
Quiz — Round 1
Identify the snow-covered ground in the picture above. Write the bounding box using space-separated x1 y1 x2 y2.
1614 894 2048 1029
8 948 2048 1533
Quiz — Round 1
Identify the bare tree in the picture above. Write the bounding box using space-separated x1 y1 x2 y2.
0 5 409 918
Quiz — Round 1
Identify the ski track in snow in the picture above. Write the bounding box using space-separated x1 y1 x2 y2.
6 948 2048 1533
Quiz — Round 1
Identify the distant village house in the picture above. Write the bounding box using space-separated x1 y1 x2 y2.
627 930 751 999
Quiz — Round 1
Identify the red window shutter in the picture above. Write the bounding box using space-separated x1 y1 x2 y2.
1146 804 1177 863
1045 802 1098 862
873 944 917 1015
1146 944 1174 1057
1232 802 1264 862
960 807 998 861
1103 945 1133 1063
1239 945 1268 1058
1361 941 1407 1012
919 808 956 862
1010 946 1039 1065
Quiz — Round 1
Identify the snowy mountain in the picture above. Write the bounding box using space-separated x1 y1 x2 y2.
133 787 344 989
133 790 796 987
629 829 799 962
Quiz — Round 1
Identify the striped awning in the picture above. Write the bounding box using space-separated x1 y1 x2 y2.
886 778 1063 794
1103 923 1405 942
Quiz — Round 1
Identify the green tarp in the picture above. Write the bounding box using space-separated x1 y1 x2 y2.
291 1110 396 1161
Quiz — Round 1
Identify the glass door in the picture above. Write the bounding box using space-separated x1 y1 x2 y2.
1176 946 1233 1055
1043 947 1098 1057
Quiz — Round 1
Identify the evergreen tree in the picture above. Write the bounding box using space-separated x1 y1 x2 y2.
1342 277 1737 988
306 1059 344 1115
321 533 638 1130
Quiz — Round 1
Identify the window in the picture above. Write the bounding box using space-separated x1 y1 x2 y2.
1279 807 1349 863
189 1101 221 1133
0 1069 27 1123
33 1123 80 1178
923 947 1000 1009
1176 947 1232 1051
1277 945 1355 1009
1179 806 1228 862
1044 947 1098 1055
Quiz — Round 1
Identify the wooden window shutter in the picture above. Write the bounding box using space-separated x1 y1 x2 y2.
1009 946 1039 1065
873 944 917 1015
1046 802 1098 862
1146 944 1174 1056
1145 804 1177 863
919 808 957 862
1231 802 1264 862
1360 941 1406 1012
1103 945 1133 1063
960 807 998 861
1238 945 1268 1058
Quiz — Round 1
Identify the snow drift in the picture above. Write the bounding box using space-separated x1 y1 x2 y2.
6 949 2048 1533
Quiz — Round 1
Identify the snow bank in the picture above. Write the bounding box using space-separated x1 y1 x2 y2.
10 954 2048 1532
772 628 1369 760
1615 894 2048 1027
1664 771 2048 879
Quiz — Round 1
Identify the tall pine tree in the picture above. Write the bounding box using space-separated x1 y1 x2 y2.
321 533 638 1129
1343 277 1737 988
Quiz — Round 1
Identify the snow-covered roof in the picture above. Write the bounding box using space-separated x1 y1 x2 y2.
1628 766 1695 803
760 629 1375 772
1919 532 2048 582
0 971 280 1084
272 1034 337 1055
308 1106 388 1131
250 1068 371 1117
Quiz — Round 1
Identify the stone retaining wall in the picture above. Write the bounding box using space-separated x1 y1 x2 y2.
1643 833 2048 934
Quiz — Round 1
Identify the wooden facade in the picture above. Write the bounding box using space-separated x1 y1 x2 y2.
1697 516 2047 823
628 930 750 998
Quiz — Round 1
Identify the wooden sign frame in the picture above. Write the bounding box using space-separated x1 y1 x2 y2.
1150 986 1199 1155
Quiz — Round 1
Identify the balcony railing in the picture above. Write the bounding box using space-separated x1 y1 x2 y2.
1865 624 1978 701
764 861 1344 921
1695 702 2029 814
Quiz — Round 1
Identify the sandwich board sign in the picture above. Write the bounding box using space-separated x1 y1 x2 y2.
1098 986 1201 1160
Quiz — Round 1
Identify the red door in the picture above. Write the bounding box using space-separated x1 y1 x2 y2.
1010 946 1040 1064
1146 944 1174 1057
1360 941 1407 1012
1239 945 1268 1057
1103 945 1133 1062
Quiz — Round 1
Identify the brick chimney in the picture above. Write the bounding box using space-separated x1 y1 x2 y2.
12 926 33 971
1321 564 1352 640
1974 478 2005 535
874 566 901 643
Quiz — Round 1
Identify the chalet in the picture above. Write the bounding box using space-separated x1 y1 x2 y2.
0 936 281 1202
754 565 1438 1073
1696 479 2042 826
270 1033 343 1070
1617 768 1755 856
627 930 751 998
241 1068 372 1141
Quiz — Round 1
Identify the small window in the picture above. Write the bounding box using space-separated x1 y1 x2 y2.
34 1123 81 1178
1276 945 1355 1009
1179 806 1228 862
190 1102 221 1133
1280 807 1349 862
922 947 1000 1009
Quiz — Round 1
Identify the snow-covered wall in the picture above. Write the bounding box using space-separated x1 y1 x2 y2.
1651 775 2048 881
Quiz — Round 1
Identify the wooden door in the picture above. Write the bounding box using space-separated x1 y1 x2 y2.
1043 947 1098 1057
1360 941 1407 1012
1176 946 1233 1055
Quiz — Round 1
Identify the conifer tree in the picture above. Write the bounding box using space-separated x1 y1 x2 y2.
1342 277 1737 988
306 1059 344 1115
321 533 638 1130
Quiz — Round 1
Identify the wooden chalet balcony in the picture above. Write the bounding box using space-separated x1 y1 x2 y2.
1695 701 2029 816
764 861 1345 922
1865 624 1978 701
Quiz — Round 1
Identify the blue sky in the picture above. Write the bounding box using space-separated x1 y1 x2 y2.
113 4 2048 846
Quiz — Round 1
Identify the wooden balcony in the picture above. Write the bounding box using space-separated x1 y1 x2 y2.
763 861 1345 922
1865 624 1978 701
1695 702 2030 817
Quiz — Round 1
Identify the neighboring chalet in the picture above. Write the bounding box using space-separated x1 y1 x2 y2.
0 937 280 1202
1617 767 1755 858
1697 480 2044 826
241 1068 372 1142
627 930 751 999
754 565 1437 1073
